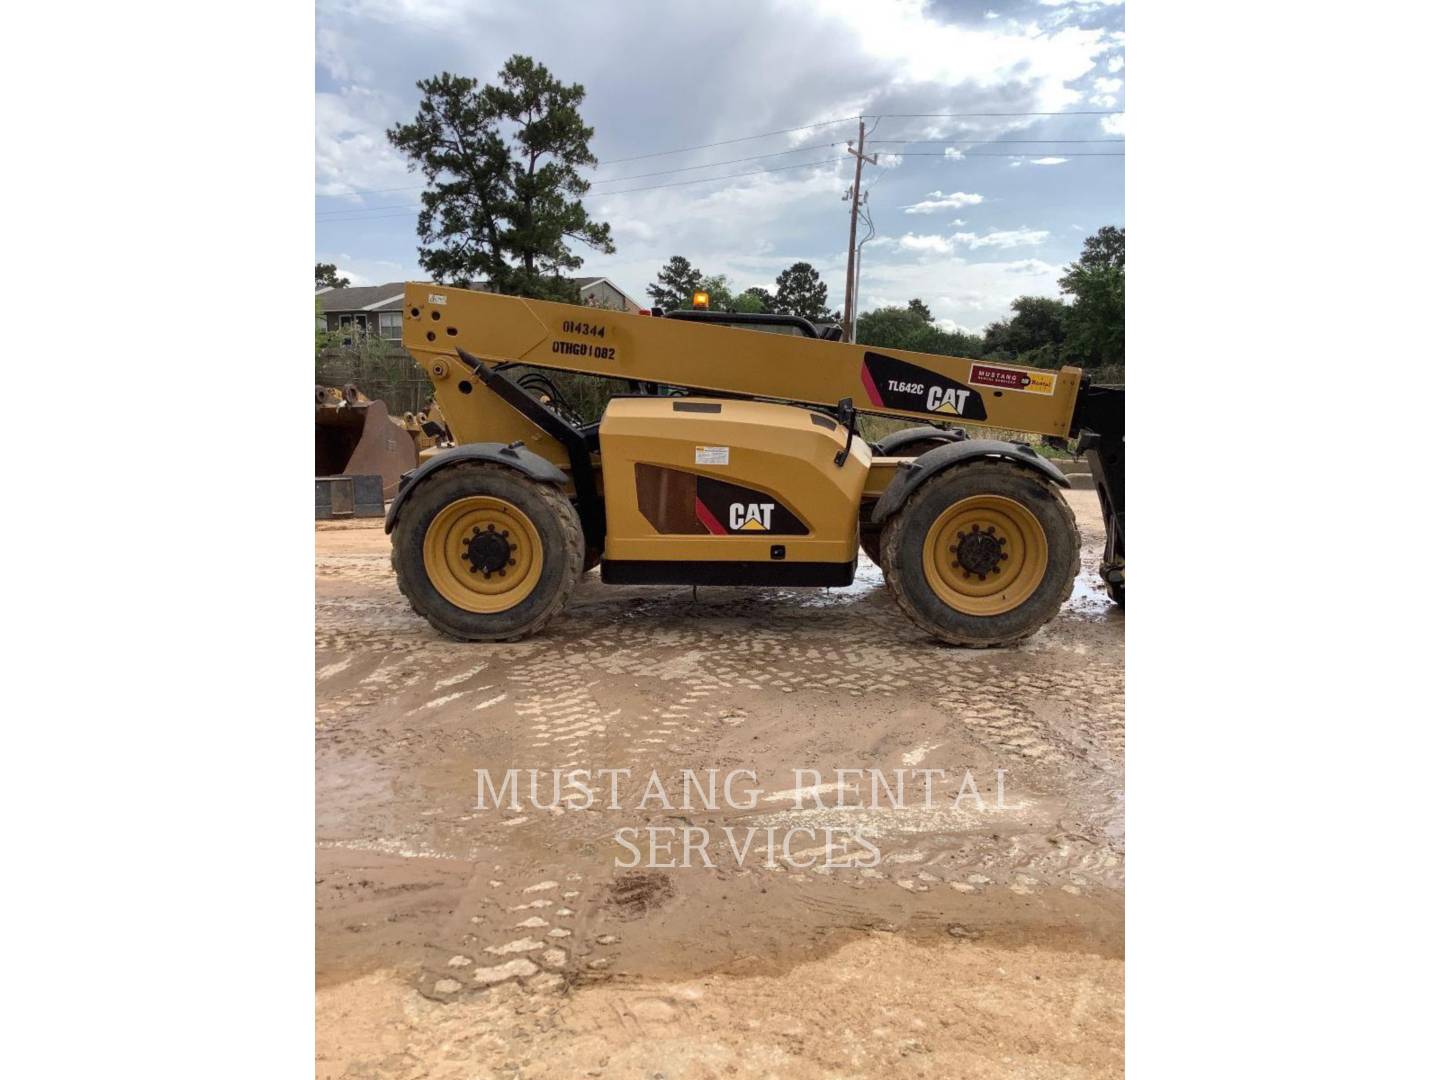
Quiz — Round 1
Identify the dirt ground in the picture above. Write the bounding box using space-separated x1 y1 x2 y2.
316 488 1124 1078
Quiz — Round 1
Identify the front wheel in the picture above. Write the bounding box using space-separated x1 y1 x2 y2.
391 462 583 641
879 461 1080 646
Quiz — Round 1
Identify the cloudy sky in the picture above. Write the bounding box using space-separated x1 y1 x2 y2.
316 0 1123 333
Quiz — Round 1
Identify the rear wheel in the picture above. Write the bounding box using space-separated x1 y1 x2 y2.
859 527 884 567
391 462 583 641
880 461 1079 646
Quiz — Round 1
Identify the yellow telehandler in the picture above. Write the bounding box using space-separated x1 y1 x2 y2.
385 283 1123 645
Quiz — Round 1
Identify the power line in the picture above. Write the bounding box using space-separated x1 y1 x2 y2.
869 138 1123 145
318 202 420 217
316 208 423 224
592 115 861 166
592 156 848 196
590 141 842 184
318 155 851 222
880 151 1124 157
319 111 1124 197
871 109 1123 118
318 151 1123 222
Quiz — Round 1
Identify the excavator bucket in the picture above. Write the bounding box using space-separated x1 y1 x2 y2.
315 384 418 501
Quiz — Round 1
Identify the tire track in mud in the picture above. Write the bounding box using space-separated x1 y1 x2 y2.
316 493 1124 999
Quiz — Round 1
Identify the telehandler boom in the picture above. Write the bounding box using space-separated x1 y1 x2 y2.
387 283 1124 645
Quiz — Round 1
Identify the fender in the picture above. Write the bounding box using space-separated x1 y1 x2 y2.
869 438 1071 526
872 425 967 457
384 442 567 533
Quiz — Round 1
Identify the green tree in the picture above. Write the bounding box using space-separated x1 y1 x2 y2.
646 255 703 309
737 286 775 313
694 274 737 311
316 263 350 290
1059 225 1124 367
982 296 1070 366
774 262 835 322
856 305 934 352
857 305 985 358
906 298 932 322
386 58 613 299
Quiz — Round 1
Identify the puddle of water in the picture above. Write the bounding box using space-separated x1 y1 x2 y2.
1064 573 1116 619
789 555 887 608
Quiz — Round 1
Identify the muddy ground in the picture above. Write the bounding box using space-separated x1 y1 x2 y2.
316 488 1124 1078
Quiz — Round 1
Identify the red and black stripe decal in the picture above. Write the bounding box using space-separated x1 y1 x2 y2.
860 351 988 421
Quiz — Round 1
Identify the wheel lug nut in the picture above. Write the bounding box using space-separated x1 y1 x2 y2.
497 569 506 577
508 558 516 566
501 530 509 538
986 526 995 535
1000 553 1009 560
971 524 980 533
951 560 960 568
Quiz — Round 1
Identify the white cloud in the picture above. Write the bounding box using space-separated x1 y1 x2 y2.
903 190 985 214
580 161 851 303
805 0 1109 112
316 254 415 287
1029 157 1070 166
943 147 966 160
857 255 1065 327
1089 74 1123 107
954 228 1050 249
898 233 956 254
315 87 414 197
1107 54 1125 73
881 226 1050 257
1101 113 1125 135
315 0 1121 331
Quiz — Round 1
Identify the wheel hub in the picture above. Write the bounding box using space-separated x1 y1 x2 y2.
422 495 543 614
952 525 1007 580
922 493 1048 616
463 524 516 578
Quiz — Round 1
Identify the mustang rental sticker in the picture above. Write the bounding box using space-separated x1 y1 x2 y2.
968 362 1057 395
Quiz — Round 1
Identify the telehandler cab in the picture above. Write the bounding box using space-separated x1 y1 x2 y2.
386 283 1124 645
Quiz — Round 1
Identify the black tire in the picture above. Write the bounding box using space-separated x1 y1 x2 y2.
859 527 884 567
391 462 583 641
879 461 1080 647
1106 578 1125 609
874 426 966 458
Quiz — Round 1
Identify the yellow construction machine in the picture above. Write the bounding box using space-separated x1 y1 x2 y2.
385 283 1123 645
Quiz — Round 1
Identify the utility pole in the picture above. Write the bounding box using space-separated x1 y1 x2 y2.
841 118 876 342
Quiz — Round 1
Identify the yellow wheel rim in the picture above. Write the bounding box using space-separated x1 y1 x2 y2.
922 494 1048 616
422 496 543 613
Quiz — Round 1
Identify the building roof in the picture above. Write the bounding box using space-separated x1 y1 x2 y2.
567 275 643 309
315 282 408 313
315 276 643 311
